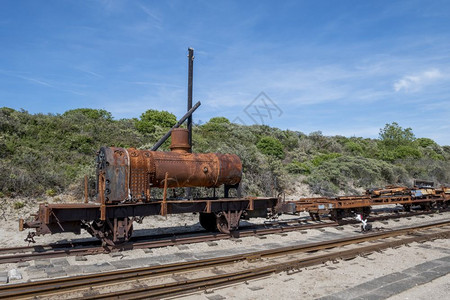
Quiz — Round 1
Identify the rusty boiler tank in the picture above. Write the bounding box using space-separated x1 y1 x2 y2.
96 128 242 203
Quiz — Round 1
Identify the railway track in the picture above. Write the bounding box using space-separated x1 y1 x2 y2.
1 219 448 299
0 209 445 264
0 220 336 264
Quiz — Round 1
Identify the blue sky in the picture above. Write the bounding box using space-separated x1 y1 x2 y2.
1 1 449 145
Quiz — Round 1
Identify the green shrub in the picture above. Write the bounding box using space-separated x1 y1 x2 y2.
135 109 176 134
311 153 341 166
286 161 311 174
378 145 422 161
207 117 231 125
201 117 232 135
13 201 24 209
257 136 285 159
63 108 112 121
46 189 57 197
395 145 422 159
416 138 437 148
307 155 408 194
344 141 364 154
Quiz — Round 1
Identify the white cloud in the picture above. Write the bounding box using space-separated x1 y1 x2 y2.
394 68 444 92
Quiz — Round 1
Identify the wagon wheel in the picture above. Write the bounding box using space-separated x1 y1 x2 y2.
403 204 411 212
199 212 218 232
420 203 431 211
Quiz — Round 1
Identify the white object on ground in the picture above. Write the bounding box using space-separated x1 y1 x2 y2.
355 214 371 231
8 269 22 280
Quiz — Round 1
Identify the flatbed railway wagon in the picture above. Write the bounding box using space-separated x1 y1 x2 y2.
20 128 278 246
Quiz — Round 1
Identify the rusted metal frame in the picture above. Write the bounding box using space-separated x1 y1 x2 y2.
161 172 169 216
84 175 89 203
105 218 115 242
113 217 129 241
44 206 51 224
26 197 277 235
128 217 134 232
291 194 449 213
98 171 106 221
113 218 118 242
50 210 65 232
248 197 255 211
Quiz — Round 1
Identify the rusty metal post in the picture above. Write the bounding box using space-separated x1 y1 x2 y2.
186 48 194 199
187 47 194 150
19 218 24 231
99 172 106 221
161 172 169 216
84 175 88 203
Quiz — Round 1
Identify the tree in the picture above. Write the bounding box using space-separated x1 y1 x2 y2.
379 122 415 148
135 109 177 134
378 122 421 161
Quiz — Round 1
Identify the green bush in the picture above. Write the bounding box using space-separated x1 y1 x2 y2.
307 155 408 194
344 140 364 154
46 189 57 197
311 153 342 166
416 138 437 148
63 108 112 121
13 201 24 209
256 136 285 159
207 117 230 125
286 161 311 174
378 145 422 161
135 110 176 134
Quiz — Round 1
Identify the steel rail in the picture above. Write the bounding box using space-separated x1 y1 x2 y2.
1 220 449 299
96 229 450 300
0 221 337 264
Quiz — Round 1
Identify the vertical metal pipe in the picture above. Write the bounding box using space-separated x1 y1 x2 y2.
161 172 169 217
99 172 106 221
186 48 194 199
187 48 194 151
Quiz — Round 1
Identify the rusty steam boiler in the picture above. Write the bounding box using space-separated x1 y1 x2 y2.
97 128 242 203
